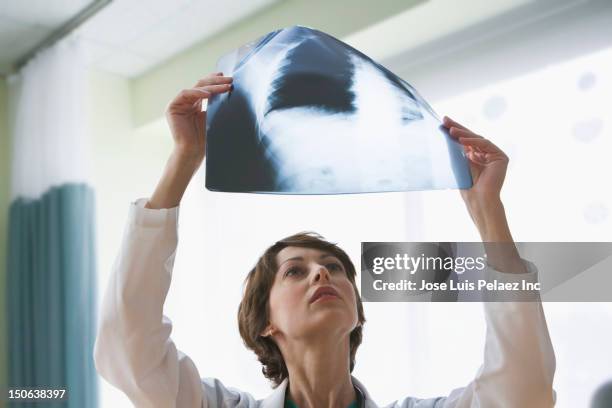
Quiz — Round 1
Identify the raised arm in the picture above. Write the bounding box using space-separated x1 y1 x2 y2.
444 116 524 272
94 73 233 407
147 72 233 210
441 117 556 407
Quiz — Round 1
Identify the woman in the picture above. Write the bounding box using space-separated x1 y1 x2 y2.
94 73 556 407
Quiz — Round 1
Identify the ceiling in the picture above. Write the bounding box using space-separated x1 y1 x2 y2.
0 0 91 74
2 0 604 80
0 0 278 77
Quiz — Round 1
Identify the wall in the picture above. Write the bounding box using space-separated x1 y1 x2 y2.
87 68 178 295
130 0 423 127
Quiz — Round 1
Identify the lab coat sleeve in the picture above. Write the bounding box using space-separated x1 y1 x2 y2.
443 259 557 408
94 198 205 408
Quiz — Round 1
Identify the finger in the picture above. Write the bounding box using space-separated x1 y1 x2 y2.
197 109 207 123
194 76 232 87
449 127 484 139
180 83 232 100
195 75 233 87
457 136 501 153
466 150 488 165
174 88 211 104
443 116 471 132
199 83 233 94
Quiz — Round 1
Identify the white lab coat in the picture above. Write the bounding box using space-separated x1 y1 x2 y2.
94 198 556 408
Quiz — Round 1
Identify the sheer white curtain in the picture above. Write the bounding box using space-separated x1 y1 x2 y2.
7 34 98 407
8 34 92 201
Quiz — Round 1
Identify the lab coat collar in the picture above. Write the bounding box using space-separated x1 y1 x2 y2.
260 378 287 408
260 375 379 408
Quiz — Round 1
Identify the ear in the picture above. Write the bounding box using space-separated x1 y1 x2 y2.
261 324 276 338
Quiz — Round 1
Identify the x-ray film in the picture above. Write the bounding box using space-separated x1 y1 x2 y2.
205 26 472 194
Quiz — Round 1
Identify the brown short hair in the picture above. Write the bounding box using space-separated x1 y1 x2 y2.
237 232 366 387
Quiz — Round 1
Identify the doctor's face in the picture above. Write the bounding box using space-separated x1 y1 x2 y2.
266 246 359 342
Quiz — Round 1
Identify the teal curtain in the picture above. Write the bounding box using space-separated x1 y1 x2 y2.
7 182 97 407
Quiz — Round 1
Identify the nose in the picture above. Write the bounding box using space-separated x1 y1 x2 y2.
312 264 332 283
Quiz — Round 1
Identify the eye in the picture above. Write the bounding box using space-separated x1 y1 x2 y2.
285 267 304 277
326 262 343 272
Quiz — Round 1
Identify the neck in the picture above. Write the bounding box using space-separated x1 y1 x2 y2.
281 334 356 408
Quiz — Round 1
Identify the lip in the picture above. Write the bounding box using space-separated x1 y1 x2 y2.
309 285 340 304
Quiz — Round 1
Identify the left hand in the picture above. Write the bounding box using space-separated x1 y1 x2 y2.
442 116 509 207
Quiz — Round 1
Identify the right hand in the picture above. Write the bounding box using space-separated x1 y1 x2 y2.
165 72 233 167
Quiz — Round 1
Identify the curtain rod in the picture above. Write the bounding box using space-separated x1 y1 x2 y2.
13 0 113 72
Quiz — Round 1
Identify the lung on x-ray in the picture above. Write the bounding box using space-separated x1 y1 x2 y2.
205 26 472 194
